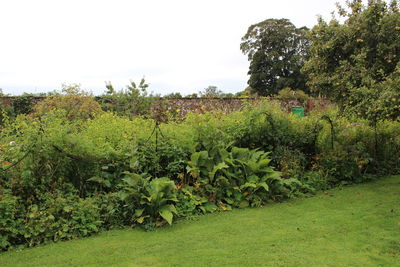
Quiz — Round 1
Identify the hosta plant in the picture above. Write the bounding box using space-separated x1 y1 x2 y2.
118 173 178 227
187 146 296 209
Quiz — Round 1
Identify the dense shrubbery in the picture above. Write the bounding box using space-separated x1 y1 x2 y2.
1 98 400 250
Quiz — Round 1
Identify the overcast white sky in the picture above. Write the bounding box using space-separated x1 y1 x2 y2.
0 0 345 96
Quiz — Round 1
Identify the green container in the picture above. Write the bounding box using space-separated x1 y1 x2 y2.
291 106 305 118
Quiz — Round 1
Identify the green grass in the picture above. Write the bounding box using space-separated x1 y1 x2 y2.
1 176 399 267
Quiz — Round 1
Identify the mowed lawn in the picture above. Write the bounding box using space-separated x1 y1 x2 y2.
1 176 399 267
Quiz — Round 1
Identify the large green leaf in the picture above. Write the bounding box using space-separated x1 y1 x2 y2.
258 158 272 168
240 182 257 190
262 171 281 181
250 150 264 161
258 182 269 192
247 174 259 184
134 208 144 217
159 204 177 225
190 151 202 166
218 147 230 161
146 177 176 203
199 202 218 213
209 162 229 181
246 161 258 173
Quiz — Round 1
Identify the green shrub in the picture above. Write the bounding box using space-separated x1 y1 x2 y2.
135 138 189 180
1 111 140 199
175 186 210 217
95 192 124 229
315 117 400 183
297 171 332 192
23 194 101 247
118 173 178 227
273 146 307 179
0 190 23 250
186 146 303 208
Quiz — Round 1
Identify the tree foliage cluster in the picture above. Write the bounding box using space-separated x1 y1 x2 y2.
97 78 159 119
303 0 400 121
242 0 400 122
241 19 310 96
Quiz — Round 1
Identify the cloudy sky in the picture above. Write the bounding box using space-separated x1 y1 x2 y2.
0 0 344 96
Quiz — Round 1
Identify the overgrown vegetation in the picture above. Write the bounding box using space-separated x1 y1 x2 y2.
1 91 400 250
1 0 399 254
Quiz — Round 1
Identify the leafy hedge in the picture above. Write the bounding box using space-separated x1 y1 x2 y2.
1 100 400 250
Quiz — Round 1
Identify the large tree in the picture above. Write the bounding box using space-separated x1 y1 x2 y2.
303 0 400 120
240 19 310 96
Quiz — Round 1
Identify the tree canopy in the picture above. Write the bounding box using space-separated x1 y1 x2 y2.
240 18 310 96
303 0 400 121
